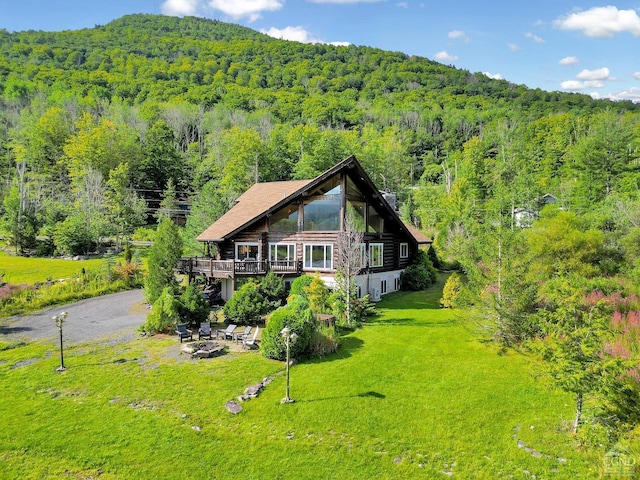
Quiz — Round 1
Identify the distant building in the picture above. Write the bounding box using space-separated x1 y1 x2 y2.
513 193 558 228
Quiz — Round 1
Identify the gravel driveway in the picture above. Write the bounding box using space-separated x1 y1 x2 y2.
0 289 148 345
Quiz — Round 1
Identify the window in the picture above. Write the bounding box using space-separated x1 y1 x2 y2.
271 205 298 232
304 244 333 270
394 276 400 291
381 279 387 294
368 206 384 233
369 243 384 268
301 178 342 231
346 200 366 232
236 243 259 260
303 196 341 231
358 243 367 268
269 243 295 262
400 242 409 259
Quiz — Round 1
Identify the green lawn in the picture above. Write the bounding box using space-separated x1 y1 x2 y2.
0 250 107 284
0 278 606 479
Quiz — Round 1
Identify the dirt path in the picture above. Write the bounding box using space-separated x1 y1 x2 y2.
0 289 148 345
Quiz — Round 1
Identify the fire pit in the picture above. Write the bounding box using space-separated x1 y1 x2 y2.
180 341 225 358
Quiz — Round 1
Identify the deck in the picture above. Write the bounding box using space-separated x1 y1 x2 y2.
176 257 302 279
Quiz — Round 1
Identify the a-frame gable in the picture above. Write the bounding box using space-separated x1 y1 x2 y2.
196 155 425 245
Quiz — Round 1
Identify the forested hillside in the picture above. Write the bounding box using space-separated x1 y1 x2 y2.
2 13 640 448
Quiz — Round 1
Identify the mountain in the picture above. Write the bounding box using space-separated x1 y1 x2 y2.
1 14 636 115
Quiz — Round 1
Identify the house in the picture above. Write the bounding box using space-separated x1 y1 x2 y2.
513 193 559 228
176 155 431 301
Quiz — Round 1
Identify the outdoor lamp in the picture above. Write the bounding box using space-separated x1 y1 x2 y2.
52 311 68 372
281 327 298 403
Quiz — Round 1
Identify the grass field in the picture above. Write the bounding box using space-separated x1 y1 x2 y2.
0 250 107 284
0 276 606 479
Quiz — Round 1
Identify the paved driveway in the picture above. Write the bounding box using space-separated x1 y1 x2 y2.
0 290 148 345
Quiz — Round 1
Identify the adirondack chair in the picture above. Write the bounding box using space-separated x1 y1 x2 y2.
176 324 193 343
234 326 252 343
198 321 212 340
216 324 237 340
242 327 260 350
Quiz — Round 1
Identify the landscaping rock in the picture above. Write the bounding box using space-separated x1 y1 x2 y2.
225 400 243 414
237 377 274 401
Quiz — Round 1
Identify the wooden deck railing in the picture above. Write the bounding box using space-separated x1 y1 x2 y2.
176 257 302 277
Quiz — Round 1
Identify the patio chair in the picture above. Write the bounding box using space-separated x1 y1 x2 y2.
216 324 237 340
242 327 260 350
198 321 212 340
234 325 252 343
176 324 193 343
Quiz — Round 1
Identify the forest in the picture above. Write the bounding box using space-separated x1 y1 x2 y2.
1 13 640 443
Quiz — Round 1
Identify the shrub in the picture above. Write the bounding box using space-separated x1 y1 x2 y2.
112 261 143 287
53 216 94 256
308 325 339 358
427 244 440 269
258 270 287 308
261 296 315 361
440 272 462 308
223 281 270 325
331 292 376 327
140 287 180 333
400 249 437 291
289 274 314 297
303 275 331 313
178 281 210 327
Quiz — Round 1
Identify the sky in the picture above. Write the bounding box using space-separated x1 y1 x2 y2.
2 1 639 102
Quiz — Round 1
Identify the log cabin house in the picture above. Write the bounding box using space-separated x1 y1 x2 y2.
176 155 431 301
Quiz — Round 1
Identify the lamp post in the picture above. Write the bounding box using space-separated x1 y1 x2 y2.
52 311 68 372
281 326 298 403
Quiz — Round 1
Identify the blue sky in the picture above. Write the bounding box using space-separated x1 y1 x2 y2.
2 0 639 102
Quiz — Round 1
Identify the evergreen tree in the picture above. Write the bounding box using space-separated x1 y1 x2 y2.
144 217 183 304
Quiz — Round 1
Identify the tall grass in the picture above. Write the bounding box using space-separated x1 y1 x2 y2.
0 277 609 479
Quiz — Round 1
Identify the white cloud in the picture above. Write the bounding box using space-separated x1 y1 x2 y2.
525 32 545 43
483 72 503 80
261 26 351 45
560 80 587 90
507 43 520 52
633 72 640 80
262 26 320 43
307 0 385 3
434 51 458 62
207 0 284 22
555 6 640 38
576 67 610 81
562 67 612 91
396 2 409 8
559 56 579 66
161 0 200 16
448 30 469 42
560 79 606 91
604 87 640 103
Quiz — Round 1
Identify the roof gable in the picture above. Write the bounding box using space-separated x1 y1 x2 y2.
196 155 429 244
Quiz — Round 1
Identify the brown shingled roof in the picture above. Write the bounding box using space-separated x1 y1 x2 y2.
196 179 313 242
403 222 432 244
